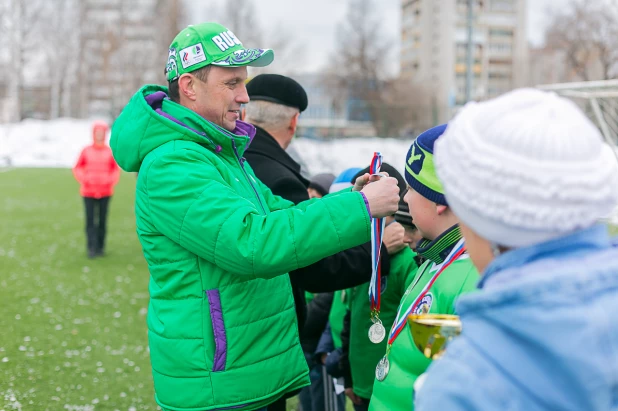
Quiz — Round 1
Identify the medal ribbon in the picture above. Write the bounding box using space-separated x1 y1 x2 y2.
387 238 466 345
368 152 385 318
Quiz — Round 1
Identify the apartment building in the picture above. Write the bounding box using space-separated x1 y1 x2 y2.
401 0 528 122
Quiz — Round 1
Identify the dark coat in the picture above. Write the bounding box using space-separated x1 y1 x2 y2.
244 125 391 331
302 292 334 366
244 125 311 205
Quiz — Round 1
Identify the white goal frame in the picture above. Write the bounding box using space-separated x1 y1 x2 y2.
538 80 618 151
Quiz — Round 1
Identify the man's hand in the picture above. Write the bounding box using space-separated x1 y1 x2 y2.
361 177 400 218
384 221 406 255
345 388 362 405
352 172 389 192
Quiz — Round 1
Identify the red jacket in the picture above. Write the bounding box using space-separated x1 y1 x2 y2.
73 122 120 198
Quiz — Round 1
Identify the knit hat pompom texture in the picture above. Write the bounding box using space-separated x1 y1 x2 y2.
435 88 618 247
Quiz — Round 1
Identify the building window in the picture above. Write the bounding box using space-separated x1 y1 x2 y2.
489 72 511 79
490 0 514 12
489 43 512 54
489 29 513 37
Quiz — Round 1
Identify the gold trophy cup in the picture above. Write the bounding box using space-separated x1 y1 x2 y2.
407 314 462 359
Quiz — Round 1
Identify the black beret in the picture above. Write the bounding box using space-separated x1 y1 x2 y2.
247 74 308 112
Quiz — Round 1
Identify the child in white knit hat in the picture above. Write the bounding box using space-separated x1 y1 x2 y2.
415 88 618 411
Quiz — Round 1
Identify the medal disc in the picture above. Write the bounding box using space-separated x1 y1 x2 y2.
368 322 386 344
375 356 390 381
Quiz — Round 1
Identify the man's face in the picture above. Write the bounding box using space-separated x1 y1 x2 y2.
193 66 249 132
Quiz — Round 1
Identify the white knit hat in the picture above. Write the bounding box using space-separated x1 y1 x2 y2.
435 88 618 248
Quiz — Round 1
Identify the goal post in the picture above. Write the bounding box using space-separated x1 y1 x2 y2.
537 80 618 150
538 80 618 225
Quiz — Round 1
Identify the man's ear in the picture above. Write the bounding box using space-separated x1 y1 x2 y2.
436 204 448 215
290 112 300 133
178 74 197 101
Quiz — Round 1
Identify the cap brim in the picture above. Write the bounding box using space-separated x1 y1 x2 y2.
211 48 274 68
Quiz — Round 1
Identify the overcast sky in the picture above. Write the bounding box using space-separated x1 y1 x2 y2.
188 0 565 74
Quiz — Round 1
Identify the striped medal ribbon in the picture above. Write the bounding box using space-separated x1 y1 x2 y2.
376 238 466 382
388 238 466 345
368 152 387 344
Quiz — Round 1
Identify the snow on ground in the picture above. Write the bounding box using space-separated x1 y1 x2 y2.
0 119 94 168
0 118 410 174
289 137 409 177
1 118 617 224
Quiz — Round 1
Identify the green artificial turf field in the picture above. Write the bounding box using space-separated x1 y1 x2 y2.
0 168 338 410
1 168 155 410
7 167 610 410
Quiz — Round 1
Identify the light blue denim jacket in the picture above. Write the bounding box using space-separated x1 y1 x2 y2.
416 224 618 411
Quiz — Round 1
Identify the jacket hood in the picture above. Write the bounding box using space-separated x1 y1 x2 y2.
92 120 109 144
110 84 256 172
456 226 618 410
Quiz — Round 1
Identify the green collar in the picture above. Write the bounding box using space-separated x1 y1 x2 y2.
416 225 462 264
160 98 253 157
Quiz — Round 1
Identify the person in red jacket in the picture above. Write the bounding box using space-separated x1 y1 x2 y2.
72 121 120 258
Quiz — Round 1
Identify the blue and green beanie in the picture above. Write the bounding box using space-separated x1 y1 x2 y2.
405 124 448 205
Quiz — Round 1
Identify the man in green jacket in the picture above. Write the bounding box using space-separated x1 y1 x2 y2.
110 23 400 411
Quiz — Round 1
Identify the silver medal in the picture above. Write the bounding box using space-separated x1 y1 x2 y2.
368 322 386 344
375 356 390 381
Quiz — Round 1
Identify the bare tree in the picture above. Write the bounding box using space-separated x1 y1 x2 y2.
545 0 618 81
378 79 432 137
324 0 394 135
12 0 49 119
215 0 263 47
250 26 306 76
42 0 80 118
202 0 304 76
156 0 184 83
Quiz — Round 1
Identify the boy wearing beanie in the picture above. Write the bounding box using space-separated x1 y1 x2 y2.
369 125 479 411
416 89 618 411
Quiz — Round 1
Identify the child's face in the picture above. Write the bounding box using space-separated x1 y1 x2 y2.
403 186 440 240
307 188 323 199
403 226 423 250
458 221 494 273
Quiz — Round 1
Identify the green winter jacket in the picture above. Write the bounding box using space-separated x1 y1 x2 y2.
329 290 349 350
348 247 419 400
110 85 372 411
369 226 479 411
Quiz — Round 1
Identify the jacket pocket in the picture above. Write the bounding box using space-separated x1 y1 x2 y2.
205 289 227 372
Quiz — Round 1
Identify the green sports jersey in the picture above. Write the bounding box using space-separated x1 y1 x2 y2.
369 226 479 411
348 247 419 399
329 290 349 349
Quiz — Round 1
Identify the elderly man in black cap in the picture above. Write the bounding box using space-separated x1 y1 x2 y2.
243 74 310 203
241 74 405 411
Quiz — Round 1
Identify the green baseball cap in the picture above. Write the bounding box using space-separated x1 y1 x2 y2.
165 22 274 82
